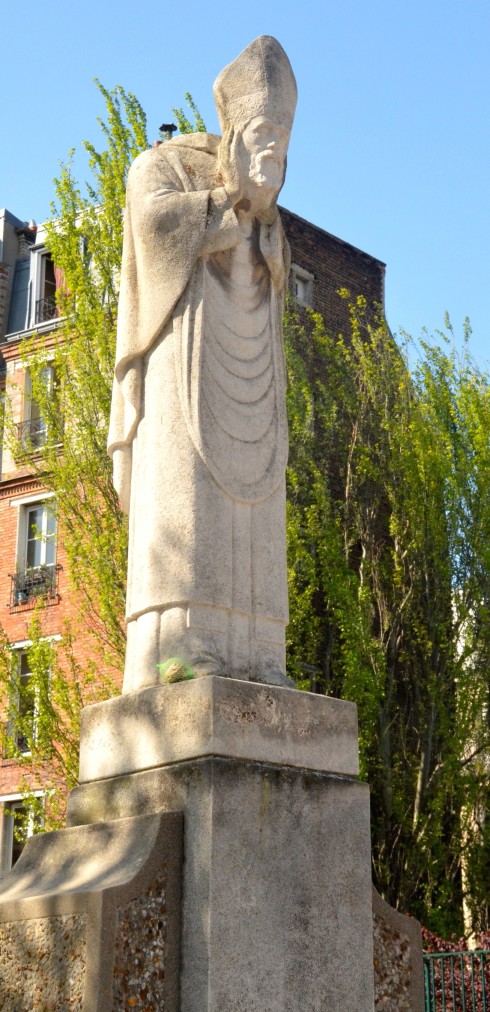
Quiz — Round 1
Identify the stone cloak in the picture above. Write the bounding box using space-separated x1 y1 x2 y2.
108 133 290 512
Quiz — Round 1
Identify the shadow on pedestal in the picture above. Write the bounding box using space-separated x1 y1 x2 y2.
0 811 182 1010
0 676 424 1010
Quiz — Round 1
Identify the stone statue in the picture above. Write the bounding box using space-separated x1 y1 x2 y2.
108 36 297 691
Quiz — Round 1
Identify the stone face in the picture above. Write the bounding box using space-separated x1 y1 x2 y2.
107 37 298 690
68 759 374 1012
78 675 360 783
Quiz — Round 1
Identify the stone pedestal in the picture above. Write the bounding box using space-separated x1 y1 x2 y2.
67 677 375 1011
0 811 182 1010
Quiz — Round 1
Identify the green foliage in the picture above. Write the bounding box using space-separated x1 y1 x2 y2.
0 82 150 828
0 609 117 829
284 304 383 767
285 296 490 936
170 93 207 136
12 82 150 665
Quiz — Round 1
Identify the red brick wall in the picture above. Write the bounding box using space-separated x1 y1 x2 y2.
280 207 386 336
0 475 122 798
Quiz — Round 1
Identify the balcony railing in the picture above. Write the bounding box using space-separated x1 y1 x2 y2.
35 296 58 324
9 565 61 610
16 417 48 450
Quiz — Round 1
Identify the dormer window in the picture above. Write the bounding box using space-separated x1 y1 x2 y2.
5 244 60 336
35 253 57 325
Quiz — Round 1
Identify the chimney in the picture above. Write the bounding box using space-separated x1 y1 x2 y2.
16 221 37 259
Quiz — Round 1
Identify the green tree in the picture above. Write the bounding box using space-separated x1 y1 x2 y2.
0 608 116 828
12 82 149 666
285 298 490 936
0 84 204 826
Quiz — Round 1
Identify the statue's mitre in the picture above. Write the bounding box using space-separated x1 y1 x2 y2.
213 36 297 132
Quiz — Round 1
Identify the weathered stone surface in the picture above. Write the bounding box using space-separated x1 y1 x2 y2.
68 757 374 1011
78 675 359 783
372 885 425 1011
69 677 374 1008
113 870 169 1010
0 812 182 1012
0 912 86 1010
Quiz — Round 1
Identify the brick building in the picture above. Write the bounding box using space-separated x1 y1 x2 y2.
281 207 385 332
0 203 385 876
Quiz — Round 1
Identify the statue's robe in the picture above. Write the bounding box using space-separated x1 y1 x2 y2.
108 134 290 688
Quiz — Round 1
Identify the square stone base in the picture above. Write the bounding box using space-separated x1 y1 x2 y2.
65 676 375 1009
78 675 360 782
69 757 374 1011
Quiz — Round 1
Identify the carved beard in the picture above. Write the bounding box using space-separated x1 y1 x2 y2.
248 150 285 191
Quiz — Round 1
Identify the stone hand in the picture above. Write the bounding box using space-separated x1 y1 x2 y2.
218 127 244 208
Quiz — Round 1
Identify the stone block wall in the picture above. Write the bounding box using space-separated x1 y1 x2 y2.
0 818 426 1011
0 812 182 1011
372 885 425 1011
0 911 87 1009
0 874 177 1011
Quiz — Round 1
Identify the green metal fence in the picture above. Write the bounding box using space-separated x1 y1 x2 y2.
424 950 490 1011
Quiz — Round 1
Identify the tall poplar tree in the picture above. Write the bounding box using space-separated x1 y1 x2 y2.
285 300 490 936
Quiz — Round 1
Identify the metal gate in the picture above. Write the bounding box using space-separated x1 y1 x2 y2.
424 950 490 1011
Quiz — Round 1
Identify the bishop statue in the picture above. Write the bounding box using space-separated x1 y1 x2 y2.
108 37 297 691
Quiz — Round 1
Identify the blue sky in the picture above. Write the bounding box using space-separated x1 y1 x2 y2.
3 0 489 365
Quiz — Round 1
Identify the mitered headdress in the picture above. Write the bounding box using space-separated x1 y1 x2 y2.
213 36 297 131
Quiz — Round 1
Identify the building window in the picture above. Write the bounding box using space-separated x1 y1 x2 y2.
10 498 60 609
5 239 61 338
10 652 36 754
291 263 315 308
25 502 56 569
34 252 57 325
17 365 58 451
0 795 44 878
4 636 59 753
6 260 30 335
